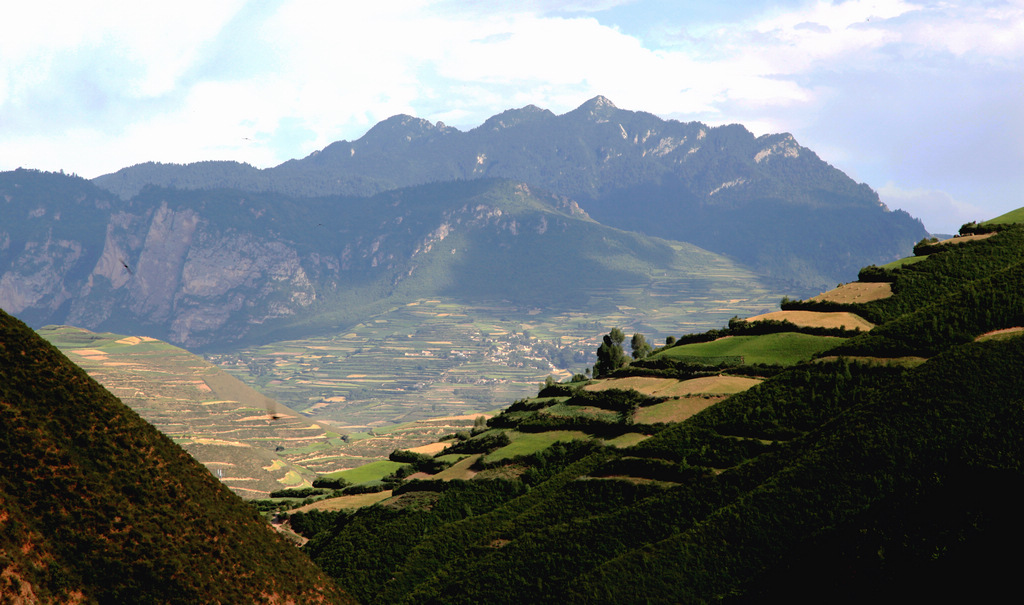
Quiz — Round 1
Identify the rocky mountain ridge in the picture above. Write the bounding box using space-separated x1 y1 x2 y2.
93 96 927 288
3 171 739 350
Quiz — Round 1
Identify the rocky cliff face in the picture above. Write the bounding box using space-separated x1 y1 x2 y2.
0 171 665 350
0 171 329 347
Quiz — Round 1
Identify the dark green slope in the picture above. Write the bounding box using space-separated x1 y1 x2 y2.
0 310 352 604
577 338 1024 603
299 219 1024 603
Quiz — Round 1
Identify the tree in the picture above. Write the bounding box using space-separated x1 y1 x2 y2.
630 333 652 360
594 328 628 378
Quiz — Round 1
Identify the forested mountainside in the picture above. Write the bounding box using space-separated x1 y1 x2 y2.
0 310 353 604
94 96 925 288
3 169 763 350
292 218 1024 604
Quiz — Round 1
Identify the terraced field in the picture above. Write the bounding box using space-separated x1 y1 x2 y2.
40 325 482 497
39 257 787 497
295 359 777 502
38 326 326 497
214 282 786 429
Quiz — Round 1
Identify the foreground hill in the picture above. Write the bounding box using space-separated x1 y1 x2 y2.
0 170 778 350
0 311 352 603
294 218 1024 603
95 96 926 288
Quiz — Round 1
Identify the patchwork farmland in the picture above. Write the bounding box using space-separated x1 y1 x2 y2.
213 275 785 429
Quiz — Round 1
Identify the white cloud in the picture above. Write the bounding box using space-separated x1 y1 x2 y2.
877 183 986 234
903 1 1024 60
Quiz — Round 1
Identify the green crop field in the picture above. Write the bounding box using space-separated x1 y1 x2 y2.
880 255 927 270
323 460 408 485
542 402 620 421
653 333 847 366
483 430 595 463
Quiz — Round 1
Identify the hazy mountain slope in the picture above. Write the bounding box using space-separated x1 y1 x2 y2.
300 219 1024 604
3 170 777 350
36 324 335 498
94 96 927 288
0 310 352 604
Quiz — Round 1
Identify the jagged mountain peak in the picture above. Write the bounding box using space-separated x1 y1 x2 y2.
752 132 804 162
479 104 556 131
565 95 620 121
359 113 457 147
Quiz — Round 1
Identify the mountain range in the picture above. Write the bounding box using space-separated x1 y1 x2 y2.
2 171 761 350
2 97 925 353
95 96 925 289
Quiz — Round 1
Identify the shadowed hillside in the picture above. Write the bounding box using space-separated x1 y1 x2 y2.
0 310 352 604
295 219 1024 604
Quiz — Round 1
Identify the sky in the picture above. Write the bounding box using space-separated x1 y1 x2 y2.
2 0 1021 234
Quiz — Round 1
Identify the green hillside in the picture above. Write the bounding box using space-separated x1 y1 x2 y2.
982 206 1024 225
292 219 1024 603
0 310 353 603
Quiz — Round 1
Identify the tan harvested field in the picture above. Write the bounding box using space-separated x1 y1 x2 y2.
634 396 729 424
295 491 394 512
976 326 1024 341
416 413 491 423
743 310 874 331
70 349 107 357
809 281 892 304
407 442 450 455
585 375 761 397
936 232 996 246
